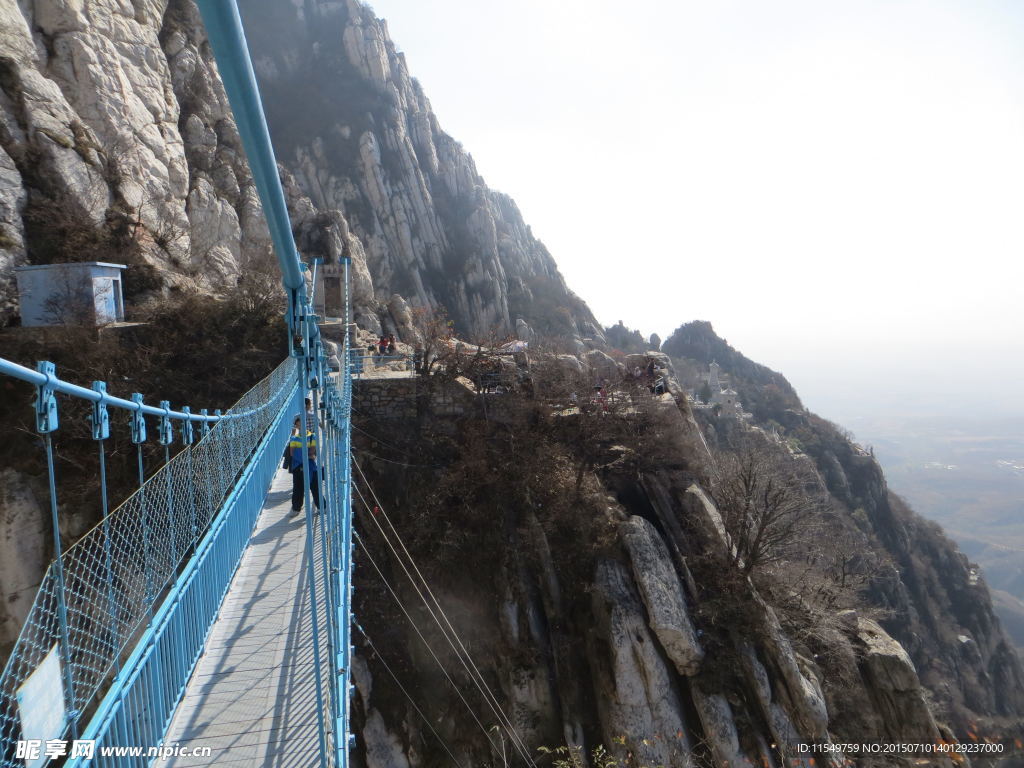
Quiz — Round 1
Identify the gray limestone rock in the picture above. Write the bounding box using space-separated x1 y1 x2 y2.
619 516 703 675
386 293 415 342
856 618 942 743
682 484 731 554
239 0 602 339
515 317 534 344
0 147 26 321
690 688 752 768
0 0 283 320
362 710 411 768
589 560 695 768
758 597 830 742
584 349 622 384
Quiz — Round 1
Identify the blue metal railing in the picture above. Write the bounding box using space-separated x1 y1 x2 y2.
0 357 298 765
73 382 299 765
69 372 301 767
0 0 354 763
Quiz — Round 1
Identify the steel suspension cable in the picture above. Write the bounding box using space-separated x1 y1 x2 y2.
352 527 498 753
351 473 538 768
351 457 535 755
355 623 469 768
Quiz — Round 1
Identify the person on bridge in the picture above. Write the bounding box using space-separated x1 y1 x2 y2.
304 397 317 433
285 418 320 516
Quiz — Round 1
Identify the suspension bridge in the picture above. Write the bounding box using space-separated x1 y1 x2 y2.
0 3 546 765
0 2 352 765
0 3 552 765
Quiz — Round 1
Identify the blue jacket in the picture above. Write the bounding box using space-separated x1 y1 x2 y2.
286 433 317 473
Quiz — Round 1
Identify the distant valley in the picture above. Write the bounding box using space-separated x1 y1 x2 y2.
844 412 1024 650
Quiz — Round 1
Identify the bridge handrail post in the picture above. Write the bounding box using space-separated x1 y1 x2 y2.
159 400 177 565
131 393 154 614
35 361 80 739
92 381 120 676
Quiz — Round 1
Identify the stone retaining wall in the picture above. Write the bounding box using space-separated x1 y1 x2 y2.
353 377 475 420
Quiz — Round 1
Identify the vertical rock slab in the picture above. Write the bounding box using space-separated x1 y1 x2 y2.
682 484 731 555
689 688 753 768
0 146 26 322
619 516 703 675
589 560 694 768
757 597 830 743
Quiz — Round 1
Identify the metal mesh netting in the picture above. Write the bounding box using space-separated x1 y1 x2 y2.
0 357 297 759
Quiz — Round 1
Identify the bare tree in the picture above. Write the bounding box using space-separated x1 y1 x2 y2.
408 305 455 376
713 437 822 576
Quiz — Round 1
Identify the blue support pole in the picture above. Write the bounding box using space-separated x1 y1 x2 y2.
158 401 177 565
296 295 330 766
34 362 79 739
192 0 306 297
130 394 153 613
92 381 120 676
176 2 354 763
182 407 199 551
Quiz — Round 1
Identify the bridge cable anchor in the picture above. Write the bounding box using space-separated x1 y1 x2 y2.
90 381 110 440
130 393 147 444
35 361 58 433
158 400 174 446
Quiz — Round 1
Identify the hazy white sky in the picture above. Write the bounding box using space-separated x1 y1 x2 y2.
366 0 1024 422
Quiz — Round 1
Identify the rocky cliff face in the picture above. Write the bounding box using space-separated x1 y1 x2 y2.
0 0 280 648
236 0 599 340
0 0 600 338
350 345 1012 768
664 321 1024 726
0 0 280 323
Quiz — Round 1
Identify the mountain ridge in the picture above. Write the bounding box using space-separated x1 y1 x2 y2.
0 0 1021 762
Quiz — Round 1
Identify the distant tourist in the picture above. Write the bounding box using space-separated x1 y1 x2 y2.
387 334 396 355
377 336 388 356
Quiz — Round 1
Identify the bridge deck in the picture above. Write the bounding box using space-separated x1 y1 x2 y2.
164 469 328 767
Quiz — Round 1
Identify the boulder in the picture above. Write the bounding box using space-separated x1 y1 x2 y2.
856 618 942 743
362 710 411 768
387 294 415 341
515 317 535 344
584 349 622 384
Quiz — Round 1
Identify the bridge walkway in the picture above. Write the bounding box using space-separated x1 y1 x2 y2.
163 468 328 767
